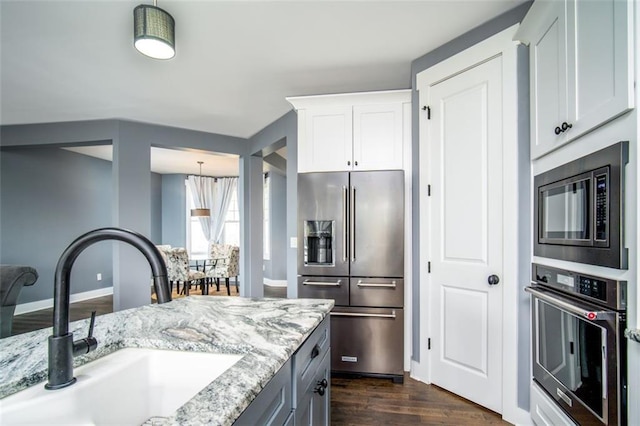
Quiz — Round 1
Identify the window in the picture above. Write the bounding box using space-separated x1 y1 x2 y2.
186 178 240 256
222 189 240 247
263 173 270 260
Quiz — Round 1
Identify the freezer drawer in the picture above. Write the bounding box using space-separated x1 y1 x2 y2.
349 278 403 308
298 276 349 306
330 307 403 377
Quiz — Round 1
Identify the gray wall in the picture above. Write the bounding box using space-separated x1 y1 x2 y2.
264 171 287 281
1 119 250 309
0 147 114 303
248 110 297 298
150 172 162 244
161 174 187 247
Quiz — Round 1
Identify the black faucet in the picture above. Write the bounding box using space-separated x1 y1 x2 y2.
45 227 171 390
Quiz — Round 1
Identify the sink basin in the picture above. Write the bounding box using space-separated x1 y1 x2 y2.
0 348 242 425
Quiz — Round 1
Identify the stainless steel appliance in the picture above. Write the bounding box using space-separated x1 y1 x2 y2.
534 141 628 269
297 170 404 382
526 264 627 426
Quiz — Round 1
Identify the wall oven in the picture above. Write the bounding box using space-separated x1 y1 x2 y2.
526 264 627 426
534 141 628 269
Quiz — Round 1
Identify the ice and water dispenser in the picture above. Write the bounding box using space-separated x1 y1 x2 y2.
304 220 334 266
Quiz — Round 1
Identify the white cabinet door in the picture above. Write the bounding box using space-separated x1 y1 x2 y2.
566 0 633 141
530 0 568 159
298 107 352 172
352 103 403 170
525 0 633 159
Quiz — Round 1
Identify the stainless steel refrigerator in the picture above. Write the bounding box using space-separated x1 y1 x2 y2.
297 170 404 382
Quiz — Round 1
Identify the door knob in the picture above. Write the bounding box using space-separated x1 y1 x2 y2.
488 275 500 285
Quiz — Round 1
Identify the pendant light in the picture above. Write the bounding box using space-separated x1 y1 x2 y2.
191 162 210 217
133 1 175 60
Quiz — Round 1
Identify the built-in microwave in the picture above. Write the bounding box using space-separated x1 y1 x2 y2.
534 141 628 269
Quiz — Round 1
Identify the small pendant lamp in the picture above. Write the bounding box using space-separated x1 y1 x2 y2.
133 1 175 60
191 162 211 217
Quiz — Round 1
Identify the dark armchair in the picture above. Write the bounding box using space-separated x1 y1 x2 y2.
0 265 39 338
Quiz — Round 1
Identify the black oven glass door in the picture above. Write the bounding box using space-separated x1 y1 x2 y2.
536 298 605 418
540 176 590 243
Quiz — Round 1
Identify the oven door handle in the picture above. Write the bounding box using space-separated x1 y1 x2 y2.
525 287 615 321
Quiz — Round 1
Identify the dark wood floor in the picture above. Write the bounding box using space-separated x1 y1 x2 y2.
332 374 506 425
9 286 506 425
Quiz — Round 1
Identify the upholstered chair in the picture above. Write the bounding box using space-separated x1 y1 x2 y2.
1 265 39 338
155 245 205 295
206 244 240 295
170 248 206 296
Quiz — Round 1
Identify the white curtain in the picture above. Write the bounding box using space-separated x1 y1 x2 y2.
211 177 238 243
187 175 238 245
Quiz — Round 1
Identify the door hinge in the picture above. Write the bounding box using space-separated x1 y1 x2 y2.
428 338 431 350
427 184 431 196
422 105 431 120
427 261 431 273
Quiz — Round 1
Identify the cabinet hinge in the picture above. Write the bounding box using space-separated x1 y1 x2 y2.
422 105 431 120
428 261 431 273
428 338 431 350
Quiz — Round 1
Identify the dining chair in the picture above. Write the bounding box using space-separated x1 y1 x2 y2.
156 246 205 295
206 244 239 295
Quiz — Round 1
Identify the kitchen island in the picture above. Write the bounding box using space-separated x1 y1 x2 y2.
0 296 333 425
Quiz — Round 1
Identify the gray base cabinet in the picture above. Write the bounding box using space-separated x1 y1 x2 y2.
295 349 330 426
234 358 293 426
235 316 331 426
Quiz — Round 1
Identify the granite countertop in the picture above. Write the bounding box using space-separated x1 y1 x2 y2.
0 296 333 425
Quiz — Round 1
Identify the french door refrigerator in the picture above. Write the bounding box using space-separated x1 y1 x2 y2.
298 170 404 382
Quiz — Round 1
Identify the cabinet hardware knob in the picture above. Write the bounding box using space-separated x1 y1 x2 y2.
561 122 573 131
488 275 500 286
554 126 562 135
347 161 351 166
314 385 326 396
354 161 358 166
318 378 328 388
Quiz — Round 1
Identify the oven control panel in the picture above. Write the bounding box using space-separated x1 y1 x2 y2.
578 276 606 300
532 263 626 310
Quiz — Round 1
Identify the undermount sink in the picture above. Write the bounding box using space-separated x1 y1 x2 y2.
0 348 243 425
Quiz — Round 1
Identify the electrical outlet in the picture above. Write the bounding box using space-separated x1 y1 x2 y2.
290 237 297 249
97 273 102 281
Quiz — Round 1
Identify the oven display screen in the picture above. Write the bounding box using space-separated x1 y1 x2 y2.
556 273 575 289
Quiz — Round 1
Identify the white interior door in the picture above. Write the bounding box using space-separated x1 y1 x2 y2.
424 55 504 413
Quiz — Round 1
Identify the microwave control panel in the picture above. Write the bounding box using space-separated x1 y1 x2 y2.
595 172 608 241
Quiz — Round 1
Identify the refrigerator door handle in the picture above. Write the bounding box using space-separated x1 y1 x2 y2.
350 185 356 262
303 279 342 287
356 280 397 288
330 311 397 319
343 185 348 262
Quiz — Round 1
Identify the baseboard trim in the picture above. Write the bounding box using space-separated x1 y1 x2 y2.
15 287 114 315
264 279 287 287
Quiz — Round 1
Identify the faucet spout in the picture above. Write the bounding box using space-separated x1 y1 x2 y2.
46 227 171 390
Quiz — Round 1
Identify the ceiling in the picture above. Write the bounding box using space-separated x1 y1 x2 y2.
1 0 527 142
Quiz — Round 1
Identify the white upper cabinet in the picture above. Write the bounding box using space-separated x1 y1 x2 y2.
287 90 410 172
516 0 634 159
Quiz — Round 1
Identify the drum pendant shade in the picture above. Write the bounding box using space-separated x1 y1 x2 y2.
134 4 175 60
